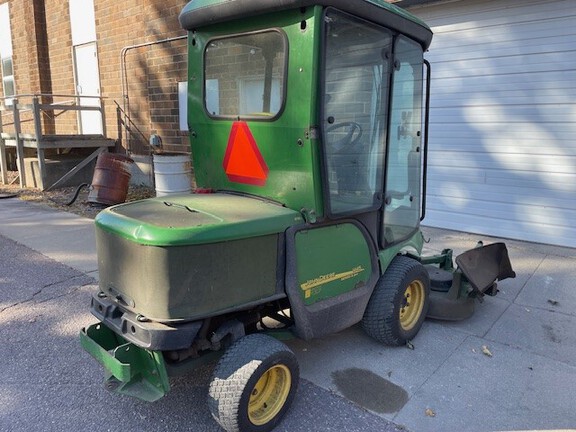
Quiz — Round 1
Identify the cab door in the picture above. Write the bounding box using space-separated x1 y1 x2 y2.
382 36 425 245
321 8 392 218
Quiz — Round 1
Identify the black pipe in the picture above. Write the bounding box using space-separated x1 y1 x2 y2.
421 59 431 222
66 183 90 206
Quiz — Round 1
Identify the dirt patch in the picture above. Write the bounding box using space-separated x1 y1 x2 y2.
0 172 155 219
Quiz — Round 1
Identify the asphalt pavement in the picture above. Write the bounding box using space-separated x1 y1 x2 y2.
1 196 575 432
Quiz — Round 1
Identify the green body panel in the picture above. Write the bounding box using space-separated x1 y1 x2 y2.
363 0 429 27
187 8 324 217
95 193 303 246
94 193 302 321
179 0 432 48
180 0 428 29
295 223 373 306
96 229 282 321
378 230 425 272
80 324 169 402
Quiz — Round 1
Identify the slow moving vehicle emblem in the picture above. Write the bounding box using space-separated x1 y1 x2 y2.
223 121 269 186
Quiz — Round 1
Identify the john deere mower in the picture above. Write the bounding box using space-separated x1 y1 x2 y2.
80 1 515 431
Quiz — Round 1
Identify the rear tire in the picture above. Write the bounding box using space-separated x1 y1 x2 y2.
208 334 299 432
362 256 430 346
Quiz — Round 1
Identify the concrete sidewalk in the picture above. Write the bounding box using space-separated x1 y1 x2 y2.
1 197 575 431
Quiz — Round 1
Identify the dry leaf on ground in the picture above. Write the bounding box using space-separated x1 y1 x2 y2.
481 345 493 357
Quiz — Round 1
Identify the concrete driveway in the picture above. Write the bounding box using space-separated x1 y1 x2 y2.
1 197 575 431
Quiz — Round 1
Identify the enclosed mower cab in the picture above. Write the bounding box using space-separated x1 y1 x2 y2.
81 1 515 431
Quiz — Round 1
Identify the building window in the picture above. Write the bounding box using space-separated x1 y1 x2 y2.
0 3 15 105
1 57 15 101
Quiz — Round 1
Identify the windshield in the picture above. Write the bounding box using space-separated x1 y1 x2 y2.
204 30 286 119
321 9 392 216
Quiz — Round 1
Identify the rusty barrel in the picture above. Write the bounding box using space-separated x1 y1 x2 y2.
88 152 134 206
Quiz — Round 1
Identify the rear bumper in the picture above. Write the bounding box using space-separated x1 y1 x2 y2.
90 293 202 351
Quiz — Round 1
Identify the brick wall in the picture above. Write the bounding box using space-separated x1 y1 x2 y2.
96 0 150 153
141 0 188 153
1 0 37 136
1 0 190 157
144 36 188 154
96 0 189 154
43 0 77 135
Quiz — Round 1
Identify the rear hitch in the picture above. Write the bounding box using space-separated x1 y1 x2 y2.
80 323 170 402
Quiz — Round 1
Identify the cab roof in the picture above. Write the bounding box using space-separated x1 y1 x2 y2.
179 0 433 49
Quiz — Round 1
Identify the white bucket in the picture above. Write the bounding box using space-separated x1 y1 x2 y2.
153 153 192 197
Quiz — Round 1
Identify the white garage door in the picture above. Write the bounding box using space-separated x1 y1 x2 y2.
409 0 576 248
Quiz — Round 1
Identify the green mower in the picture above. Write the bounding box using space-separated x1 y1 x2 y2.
81 1 515 431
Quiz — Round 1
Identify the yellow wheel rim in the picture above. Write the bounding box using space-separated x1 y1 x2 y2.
399 280 425 331
248 364 292 426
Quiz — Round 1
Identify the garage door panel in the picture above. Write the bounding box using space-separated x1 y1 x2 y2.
432 20 576 48
424 208 576 248
429 138 576 156
485 172 576 191
431 106 575 123
431 39 576 62
426 195 576 227
433 56 576 80
413 0 576 247
426 201 576 233
426 196 576 222
424 0 576 31
430 90 576 107
428 152 576 174
428 166 576 192
428 122 576 137
431 74 576 92
427 183 576 210
432 15 576 41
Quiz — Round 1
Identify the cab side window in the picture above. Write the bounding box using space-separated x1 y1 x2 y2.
382 36 424 245
322 9 392 217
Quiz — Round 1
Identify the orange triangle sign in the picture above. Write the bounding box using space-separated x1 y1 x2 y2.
223 121 269 186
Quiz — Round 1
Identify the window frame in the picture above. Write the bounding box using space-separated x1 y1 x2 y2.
203 28 289 122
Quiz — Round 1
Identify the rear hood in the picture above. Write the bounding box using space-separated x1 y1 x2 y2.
95 192 303 246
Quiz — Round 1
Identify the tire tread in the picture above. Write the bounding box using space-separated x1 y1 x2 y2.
208 334 298 432
362 256 430 346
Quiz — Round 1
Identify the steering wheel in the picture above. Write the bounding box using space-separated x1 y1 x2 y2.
326 121 363 153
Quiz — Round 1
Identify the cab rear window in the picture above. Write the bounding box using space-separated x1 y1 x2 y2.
204 30 287 120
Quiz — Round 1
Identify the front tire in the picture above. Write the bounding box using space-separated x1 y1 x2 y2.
362 256 430 346
208 334 299 432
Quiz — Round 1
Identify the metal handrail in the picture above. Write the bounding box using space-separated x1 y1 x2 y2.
0 93 113 189
114 100 151 151
0 94 107 133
